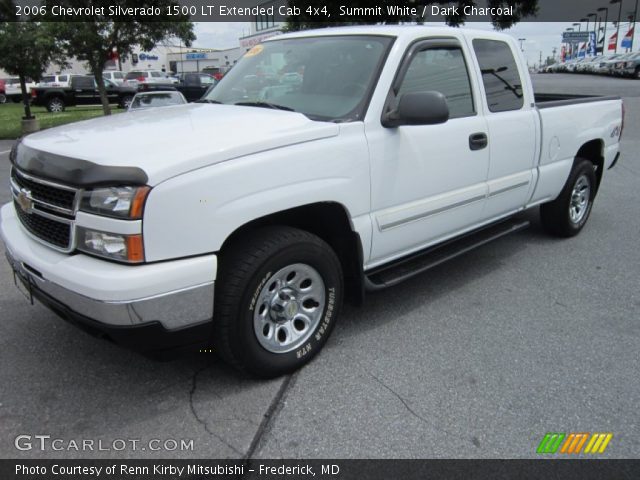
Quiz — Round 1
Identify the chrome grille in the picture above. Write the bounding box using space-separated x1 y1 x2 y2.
10 167 79 252
10 168 77 213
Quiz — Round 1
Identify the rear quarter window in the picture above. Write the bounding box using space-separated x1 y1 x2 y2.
472 39 524 113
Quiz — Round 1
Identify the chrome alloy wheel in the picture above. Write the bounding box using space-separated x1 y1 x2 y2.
253 263 325 354
569 174 591 224
48 98 64 112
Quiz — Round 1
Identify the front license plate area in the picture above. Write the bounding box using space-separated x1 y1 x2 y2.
5 251 34 304
14 268 34 304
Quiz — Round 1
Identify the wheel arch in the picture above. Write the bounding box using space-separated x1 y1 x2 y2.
219 202 365 306
575 139 604 193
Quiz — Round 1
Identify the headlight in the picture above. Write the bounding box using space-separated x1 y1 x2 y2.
77 227 144 263
80 186 150 219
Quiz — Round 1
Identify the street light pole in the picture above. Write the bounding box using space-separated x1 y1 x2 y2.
631 0 639 51
611 0 624 53
598 7 609 55
518 38 526 51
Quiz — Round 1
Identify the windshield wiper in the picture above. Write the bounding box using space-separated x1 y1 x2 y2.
234 101 295 112
195 99 223 104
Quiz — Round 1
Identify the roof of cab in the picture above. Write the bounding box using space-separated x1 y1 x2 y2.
268 25 510 42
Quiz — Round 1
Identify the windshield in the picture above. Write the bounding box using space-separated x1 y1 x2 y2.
203 35 393 121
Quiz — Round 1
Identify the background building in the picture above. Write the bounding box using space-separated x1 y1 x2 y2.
239 3 284 50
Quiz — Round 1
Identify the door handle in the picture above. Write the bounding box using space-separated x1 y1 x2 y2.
469 132 488 151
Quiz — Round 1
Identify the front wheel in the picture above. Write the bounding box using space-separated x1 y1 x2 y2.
540 159 596 237
213 226 343 378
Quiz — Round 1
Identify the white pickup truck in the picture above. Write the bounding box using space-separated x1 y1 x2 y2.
1 26 623 377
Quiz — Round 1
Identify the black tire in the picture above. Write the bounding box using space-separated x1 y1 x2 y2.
0 94 6 104
213 226 343 378
119 95 133 109
540 159 596 238
46 97 65 113
635 66 640 80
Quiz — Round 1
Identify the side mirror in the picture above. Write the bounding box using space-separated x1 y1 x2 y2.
382 91 450 128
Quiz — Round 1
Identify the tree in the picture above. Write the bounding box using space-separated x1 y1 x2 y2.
286 0 538 31
0 22 64 120
48 1 194 115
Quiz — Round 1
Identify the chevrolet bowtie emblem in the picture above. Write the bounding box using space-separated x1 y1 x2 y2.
16 188 34 214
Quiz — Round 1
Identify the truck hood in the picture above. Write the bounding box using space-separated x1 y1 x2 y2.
21 103 339 185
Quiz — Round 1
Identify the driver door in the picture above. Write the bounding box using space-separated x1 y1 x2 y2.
367 39 490 266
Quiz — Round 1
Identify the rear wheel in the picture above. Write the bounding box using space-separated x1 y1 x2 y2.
46 97 65 113
213 226 343 378
0 94 6 104
540 159 596 237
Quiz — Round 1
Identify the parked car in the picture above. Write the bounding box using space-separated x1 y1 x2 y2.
128 91 187 111
566 57 588 73
175 73 217 102
611 52 640 78
593 54 623 74
103 70 126 85
579 55 605 74
1 26 623 377
135 73 218 102
124 70 177 87
0 79 5 104
2 77 37 102
30 76 137 112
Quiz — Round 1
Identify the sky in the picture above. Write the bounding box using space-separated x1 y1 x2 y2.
193 21 638 66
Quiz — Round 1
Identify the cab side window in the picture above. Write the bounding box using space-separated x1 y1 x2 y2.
472 39 524 112
397 46 475 119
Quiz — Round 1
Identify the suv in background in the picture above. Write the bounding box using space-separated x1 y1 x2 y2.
103 70 126 85
37 74 78 88
124 70 177 87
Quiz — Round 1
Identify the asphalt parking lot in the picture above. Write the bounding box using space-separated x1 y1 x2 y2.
0 73 638 460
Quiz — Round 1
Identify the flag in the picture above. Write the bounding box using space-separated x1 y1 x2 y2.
578 43 586 58
621 27 634 49
608 32 618 51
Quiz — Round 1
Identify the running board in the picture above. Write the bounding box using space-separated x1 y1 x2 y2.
364 218 530 291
